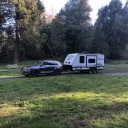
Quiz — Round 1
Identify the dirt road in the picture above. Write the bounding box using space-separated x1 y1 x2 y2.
100 68 128 74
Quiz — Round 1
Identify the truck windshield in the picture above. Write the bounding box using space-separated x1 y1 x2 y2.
34 61 42 65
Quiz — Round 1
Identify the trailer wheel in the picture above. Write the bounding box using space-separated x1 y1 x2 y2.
80 70 84 73
92 68 97 74
89 68 93 74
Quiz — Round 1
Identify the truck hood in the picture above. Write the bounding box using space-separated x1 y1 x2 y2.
22 65 40 69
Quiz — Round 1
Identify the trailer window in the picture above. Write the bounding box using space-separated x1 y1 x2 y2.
80 56 84 63
68 55 74 58
88 59 95 63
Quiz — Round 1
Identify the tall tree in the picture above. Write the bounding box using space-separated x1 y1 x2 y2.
0 0 11 62
64 0 92 53
0 1 7 46
1 0 45 64
21 1 46 60
47 0 93 56
121 0 128 58
91 25 109 57
60 0 92 26
94 0 127 59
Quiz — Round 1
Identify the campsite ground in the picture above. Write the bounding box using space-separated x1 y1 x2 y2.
0 67 128 81
0 68 128 81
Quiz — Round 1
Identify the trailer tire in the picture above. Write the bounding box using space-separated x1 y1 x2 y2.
80 70 84 73
92 68 97 74
89 68 93 74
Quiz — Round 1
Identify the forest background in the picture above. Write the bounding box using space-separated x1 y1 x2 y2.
0 0 128 64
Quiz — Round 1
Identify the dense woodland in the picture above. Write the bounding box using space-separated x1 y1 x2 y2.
0 0 128 64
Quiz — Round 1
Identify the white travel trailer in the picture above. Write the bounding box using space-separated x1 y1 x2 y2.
63 53 104 73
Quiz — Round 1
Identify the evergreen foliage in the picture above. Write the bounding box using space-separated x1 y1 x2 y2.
93 0 128 59
40 0 93 59
0 0 45 63
1 0 128 62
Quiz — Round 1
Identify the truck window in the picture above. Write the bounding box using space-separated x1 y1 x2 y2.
80 56 84 63
88 59 95 63
43 62 48 65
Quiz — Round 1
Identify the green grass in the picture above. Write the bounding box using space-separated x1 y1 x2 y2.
0 60 37 78
0 60 128 128
105 60 128 69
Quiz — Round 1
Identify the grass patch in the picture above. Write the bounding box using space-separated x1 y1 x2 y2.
0 60 38 78
0 60 128 127
0 72 128 128
105 60 128 69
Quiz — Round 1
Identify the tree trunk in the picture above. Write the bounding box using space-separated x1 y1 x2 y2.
13 39 20 64
13 16 20 65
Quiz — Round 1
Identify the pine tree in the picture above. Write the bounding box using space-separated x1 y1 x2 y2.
54 0 93 53
122 0 128 58
94 0 127 59
1 0 45 63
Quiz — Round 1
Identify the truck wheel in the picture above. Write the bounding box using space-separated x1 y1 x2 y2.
32 70 38 77
89 68 93 74
25 74 30 77
54 69 61 75
47 73 51 76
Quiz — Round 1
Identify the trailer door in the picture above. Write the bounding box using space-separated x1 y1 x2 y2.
86 55 97 68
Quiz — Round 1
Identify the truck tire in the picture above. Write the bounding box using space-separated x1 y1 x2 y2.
53 69 61 75
47 73 51 76
25 74 30 77
31 70 39 77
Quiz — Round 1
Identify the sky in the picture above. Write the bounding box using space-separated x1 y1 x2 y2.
42 0 127 24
